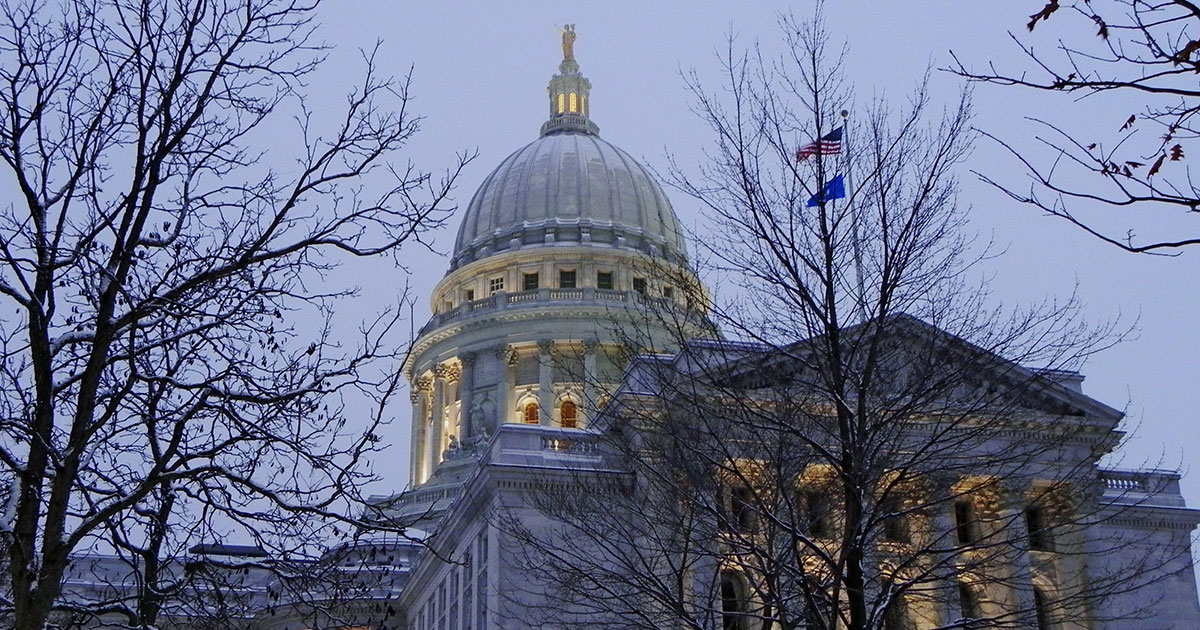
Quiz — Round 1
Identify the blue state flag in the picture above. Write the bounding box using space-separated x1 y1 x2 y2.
806 174 845 207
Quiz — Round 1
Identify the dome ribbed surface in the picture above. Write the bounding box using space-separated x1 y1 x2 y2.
450 131 687 270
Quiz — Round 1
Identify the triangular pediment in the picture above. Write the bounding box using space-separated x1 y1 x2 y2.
664 313 1123 427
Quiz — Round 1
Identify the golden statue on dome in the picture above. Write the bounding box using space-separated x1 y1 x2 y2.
558 24 576 61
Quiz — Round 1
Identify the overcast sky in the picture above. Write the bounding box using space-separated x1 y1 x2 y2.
308 3 1200 510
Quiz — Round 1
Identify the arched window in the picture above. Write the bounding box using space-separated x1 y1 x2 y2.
957 580 982 623
883 597 911 630
556 93 565 114
560 400 578 428
523 402 539 424
719 571 748 630
569 92 578 113
881 579 912 630
1034 587 1053 630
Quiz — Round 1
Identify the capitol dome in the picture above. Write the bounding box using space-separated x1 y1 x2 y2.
449 56 687 271
404 32 710 492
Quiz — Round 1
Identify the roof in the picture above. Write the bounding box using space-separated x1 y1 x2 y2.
449 130 688 271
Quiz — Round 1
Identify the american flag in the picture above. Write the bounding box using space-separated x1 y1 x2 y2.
795 127 843 162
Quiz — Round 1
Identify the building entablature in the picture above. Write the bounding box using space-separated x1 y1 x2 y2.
428 245 702 317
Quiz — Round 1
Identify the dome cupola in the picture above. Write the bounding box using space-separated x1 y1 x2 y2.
540 24 598 137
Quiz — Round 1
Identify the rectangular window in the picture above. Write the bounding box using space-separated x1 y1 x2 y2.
718 485 756 533
663 286 674 299
633 277 647 294
803 490 830 538
731 486 755 533
559 269 577 288
955 500 978 545
881 496 911 544
597 271 614 290
465 289 475 302
1026 505 1053 551
523 272 539 291
489 277 504 294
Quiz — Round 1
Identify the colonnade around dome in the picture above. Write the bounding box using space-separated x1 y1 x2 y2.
407 336 620 487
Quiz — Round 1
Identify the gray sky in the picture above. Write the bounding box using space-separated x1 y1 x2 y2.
313 2 1200 510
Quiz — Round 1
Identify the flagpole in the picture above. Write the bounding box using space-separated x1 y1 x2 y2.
841 109 868 323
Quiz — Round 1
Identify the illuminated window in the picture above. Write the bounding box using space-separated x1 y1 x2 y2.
489 277 504 294
524 402 539 424
596 271 613 290
569 92 578 113
557 93 565 114
560 400 577 428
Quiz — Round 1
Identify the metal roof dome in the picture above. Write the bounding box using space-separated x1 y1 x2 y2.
448 43 688 271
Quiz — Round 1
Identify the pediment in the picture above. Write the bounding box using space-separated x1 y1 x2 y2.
674 314 1123 426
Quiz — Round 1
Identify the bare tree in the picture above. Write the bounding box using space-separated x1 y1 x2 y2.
0 1 468 629
495 11 1194 630
950 0 1200 253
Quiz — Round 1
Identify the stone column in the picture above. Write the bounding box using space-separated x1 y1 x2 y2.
583 338 599 422
496 345 515 425
930 474 964 627
409 375 431 485
459 352 476 439
429 365 447 470
538 339 554 426
999 482 1036 625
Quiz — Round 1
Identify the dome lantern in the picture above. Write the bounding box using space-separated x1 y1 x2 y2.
541 25 599 137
